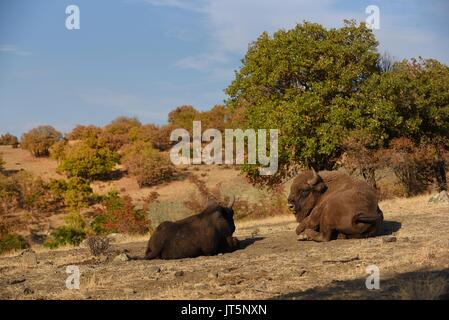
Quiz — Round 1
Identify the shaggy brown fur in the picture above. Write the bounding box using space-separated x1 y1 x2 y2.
142 198 239 260
288 170 383 242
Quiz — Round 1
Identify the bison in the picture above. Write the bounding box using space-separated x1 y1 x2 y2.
141 196 239 259
287 169 383 242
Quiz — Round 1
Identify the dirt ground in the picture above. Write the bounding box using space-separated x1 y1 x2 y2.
1 195 448 300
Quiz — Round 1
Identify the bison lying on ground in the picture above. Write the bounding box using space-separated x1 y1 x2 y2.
141 197 239 259
288 169 383 242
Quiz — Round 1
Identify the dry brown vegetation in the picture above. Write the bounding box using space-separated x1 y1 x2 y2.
0 195 448 300
1 142 448 300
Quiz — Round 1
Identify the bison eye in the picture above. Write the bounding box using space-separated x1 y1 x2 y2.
301 190 310 197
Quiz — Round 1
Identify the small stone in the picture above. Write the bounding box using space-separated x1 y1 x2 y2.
23 287 34 295
21 250 37 266
208 272 219 279
114 253 130 262
383 236 397 243
148 266 161 273
193 283 208 290
174 270 184 277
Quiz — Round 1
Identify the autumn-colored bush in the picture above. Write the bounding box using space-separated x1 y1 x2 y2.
21 125 62 157
0 133 19 147
121 141 175 187
66 125 102 142
44 213 88 248
0 154 4 172
342 133 386 189
380 138 436 196
91 191 154 235
49 140 68 161
0 171 62 214
58 141 120 179
184 175 289 220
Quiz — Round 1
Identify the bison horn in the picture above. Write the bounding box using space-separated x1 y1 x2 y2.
307 167 320 186
227 195 235 208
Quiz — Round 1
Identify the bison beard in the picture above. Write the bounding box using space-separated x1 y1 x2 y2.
137 197 239 260
288 169 384 242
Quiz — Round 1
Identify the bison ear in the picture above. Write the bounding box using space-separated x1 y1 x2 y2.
314 182 327 193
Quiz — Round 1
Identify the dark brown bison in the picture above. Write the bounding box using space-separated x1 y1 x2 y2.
287 169 383 242
141 197 239 259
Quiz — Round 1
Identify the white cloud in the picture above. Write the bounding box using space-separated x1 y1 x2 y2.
0 44 31 56
145 0 449 77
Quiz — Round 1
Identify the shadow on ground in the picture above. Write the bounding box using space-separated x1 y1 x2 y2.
238 236 265 250
380 220 402 236
271 267 449 300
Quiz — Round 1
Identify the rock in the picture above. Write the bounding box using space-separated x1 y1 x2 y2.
85 235 110 256
148 266 161 273
114 253 130 262
208 272 219 279
383 236 397 243
21 249 38 266
429 191 449 204
79 239 89 249
123 288 136 294
174 270 184 277
194 283 208 290
23 287 34 295
106 233 125 243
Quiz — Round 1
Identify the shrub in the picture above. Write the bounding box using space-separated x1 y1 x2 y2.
91 191 153 235
58 141 120 179
48 177 94 210
0 171 64 214
49 140 68 161
67 125 102 142
380 138 435 196
97 130 130 152
0 220 28 254
121 141 175 187
21 125 62 157
0 133 19 147
104 116 141 135
0 233 28 254
0 154 4 171
44 213 88 248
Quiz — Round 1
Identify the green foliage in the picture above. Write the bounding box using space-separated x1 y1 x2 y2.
0 133 19 147
58 141 120 179
48 177 94 210
121 141 175 187
44 213 88 248
21 125 62 157
49 140 68 161
351 58 449 147
91 191 152 235
225 20 380 183
168 105 200 134
0 233 28 254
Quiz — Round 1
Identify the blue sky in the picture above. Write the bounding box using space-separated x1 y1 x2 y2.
1 0 448 137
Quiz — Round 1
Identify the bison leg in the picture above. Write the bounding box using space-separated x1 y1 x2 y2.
303 227 333 242
295 209 322 235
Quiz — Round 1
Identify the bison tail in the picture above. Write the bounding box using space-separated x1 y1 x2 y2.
353 212 381 224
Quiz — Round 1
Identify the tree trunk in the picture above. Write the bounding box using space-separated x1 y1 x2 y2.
433 160 447 192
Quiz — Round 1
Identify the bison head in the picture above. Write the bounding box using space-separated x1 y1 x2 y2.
206 195 236 234
287 169 327 221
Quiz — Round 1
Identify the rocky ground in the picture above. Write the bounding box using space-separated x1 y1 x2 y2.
1 196 449 300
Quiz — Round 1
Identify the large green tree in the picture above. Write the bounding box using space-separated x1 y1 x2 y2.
225 20 380 183
350 58 449 190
